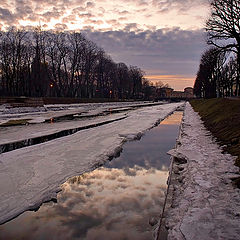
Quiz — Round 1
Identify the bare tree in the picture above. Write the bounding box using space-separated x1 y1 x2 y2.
116 63 129 99
129 66 144 99
194 48 222 98
0 29 146 99
219 57 237 96
206 0 240 95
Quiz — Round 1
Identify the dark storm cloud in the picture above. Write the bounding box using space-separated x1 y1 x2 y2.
83 28 206 76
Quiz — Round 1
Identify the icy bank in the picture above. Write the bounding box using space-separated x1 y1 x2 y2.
0 101 164 125
0 102 183 225
165 102 240 240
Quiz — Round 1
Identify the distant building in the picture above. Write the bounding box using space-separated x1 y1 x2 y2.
184 87 194 95
184 87 194 99
156 87 194 100
149 86 157 100
171 87 194 99
171 91 185 98
156 87 173 98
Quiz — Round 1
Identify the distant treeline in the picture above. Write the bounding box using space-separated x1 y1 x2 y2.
194 0 240 98
0 28 147 99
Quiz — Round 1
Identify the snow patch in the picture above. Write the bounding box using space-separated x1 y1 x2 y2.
0 102 184 224
165 102 240 240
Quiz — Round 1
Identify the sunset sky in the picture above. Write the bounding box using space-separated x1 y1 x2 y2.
0 0 210 90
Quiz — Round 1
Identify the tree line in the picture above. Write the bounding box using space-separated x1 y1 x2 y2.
0 28 145 99
194 0 240 98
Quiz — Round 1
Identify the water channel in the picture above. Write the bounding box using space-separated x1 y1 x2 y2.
0 111 183 240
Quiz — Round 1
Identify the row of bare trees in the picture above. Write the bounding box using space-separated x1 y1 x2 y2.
194 0 240 98
194 48 238 98
0 28 145 99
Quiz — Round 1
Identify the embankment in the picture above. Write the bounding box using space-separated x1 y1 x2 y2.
161 102 240 240
190 98 240 169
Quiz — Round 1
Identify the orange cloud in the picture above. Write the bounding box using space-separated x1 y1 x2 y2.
146 74 195 91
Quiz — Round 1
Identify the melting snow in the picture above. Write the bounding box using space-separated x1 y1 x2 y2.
0 102 183 224
166 102 240 240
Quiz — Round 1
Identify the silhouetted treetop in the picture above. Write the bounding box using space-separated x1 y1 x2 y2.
0 28 147 99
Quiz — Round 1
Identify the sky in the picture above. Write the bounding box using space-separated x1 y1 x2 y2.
0 0 210 90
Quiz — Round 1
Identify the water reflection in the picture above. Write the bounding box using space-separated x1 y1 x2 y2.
0 112 183 240
105 111 182 170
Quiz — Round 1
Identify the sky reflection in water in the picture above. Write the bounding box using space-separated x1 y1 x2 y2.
0 112 183 240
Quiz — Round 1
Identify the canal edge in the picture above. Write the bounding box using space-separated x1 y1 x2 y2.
156 104 185 240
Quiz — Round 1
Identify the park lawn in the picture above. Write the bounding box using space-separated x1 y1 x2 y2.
190 98 240 171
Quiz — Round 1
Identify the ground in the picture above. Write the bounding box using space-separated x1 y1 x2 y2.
190 98 240 168
164 102 240 240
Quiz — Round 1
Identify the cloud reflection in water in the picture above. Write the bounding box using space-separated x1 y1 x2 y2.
0 112 183 240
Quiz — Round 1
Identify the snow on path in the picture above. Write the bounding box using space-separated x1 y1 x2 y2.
166 102 240 240
0 102 183 225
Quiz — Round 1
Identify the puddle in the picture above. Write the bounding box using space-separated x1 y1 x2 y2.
0 112 183 240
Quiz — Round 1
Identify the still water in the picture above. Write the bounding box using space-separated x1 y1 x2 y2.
0 112 183 240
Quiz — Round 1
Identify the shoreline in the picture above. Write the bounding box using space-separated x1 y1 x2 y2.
160 102 240 240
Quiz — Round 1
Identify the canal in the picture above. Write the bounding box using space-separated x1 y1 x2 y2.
0 111 183 240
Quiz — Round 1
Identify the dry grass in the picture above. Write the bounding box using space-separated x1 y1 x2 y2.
0 119 30 127
190 98 240 186
190 98 240 168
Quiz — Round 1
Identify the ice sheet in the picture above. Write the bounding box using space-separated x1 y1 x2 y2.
0 101 165 125
0 113 127 146
0 102 183 224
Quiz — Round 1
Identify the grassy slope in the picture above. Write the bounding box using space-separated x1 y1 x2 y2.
190 98 240 168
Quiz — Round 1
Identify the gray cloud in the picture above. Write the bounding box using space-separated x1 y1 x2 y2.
86 1 95 8
118 10 129 15
42 10 62 21
0 7 15 23
0 165 168 240
53 23 68 31
124 23 139 32
0 0 208 33
83 28 206 76
0 0 207 89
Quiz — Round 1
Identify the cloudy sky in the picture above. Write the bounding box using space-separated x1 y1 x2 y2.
0 0 210 90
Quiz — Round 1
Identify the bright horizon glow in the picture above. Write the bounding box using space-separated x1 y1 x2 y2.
146 75 195 91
